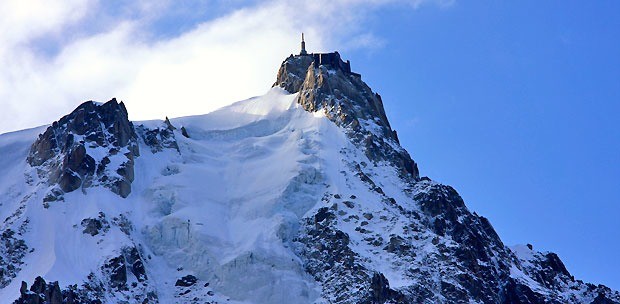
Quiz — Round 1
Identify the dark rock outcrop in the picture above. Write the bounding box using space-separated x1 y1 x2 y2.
274 54 315 94
175 275 197 287
590 293 620 304
12 246 152 303
102 246 148 290
80 212 110 236
180 126 190 138
364 273 406 304
411 180 513 302
500 278 546 304
14 276 63 304
136 121 180 154
27 99 139 198
105 255 127 289
296 207 371 304
296 172 620 303
81 218 103 236
125 247 147 283
0 229 28 288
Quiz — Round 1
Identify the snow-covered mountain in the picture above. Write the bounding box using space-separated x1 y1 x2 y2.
1 50 618 304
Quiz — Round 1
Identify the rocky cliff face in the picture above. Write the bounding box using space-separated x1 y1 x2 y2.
274 52 419 179
2 52 619 304
25 99 182 201
27 99 139 199
296 177 620 303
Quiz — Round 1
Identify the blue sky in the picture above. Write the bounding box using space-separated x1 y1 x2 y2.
1 0 618 290
358 1 620 289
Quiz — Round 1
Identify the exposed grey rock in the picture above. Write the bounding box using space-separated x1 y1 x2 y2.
164 116 176 130
13 276 62 304
29 246 154 303
274 54 315 94
101 246 149 291
105 255 127 290
365 272 406 304
111 214 133 236
175 275 197 287
590 293 620 304
500 278 547 304
136 122 180 154
27 99 139 199
42 188 64 203
0 228 28 288
273 52 419 179
295 207 371 304
58 170 81 193
81 218 103 236
296 171 620 303
383 235 409 254
180 126 190 138
125 247 147 282
80 212 110 236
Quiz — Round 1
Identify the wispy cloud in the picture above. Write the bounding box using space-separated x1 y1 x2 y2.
0 0 449 134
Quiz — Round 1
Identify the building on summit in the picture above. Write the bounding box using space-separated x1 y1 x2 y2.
297 33 360 77
300 33 308 56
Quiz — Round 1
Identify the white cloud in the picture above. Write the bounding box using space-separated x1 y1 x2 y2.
0 0 448 134
0 0 93 47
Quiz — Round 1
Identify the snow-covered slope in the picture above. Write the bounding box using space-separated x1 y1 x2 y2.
2 88 323 303
2 52 619 304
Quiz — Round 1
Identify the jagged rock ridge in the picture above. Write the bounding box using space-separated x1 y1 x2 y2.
27 99 139 198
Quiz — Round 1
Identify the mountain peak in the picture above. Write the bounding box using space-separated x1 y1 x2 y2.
274 51 358 94
27 98 139 199
274 51 419 179
2 45 618 304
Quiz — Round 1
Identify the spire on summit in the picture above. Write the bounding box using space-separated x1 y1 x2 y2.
300 33 308 55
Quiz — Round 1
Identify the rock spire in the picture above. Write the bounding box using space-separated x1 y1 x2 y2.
274 50 420 179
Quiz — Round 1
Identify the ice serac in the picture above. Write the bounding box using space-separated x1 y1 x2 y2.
27 99 139 198
274 52 419 179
